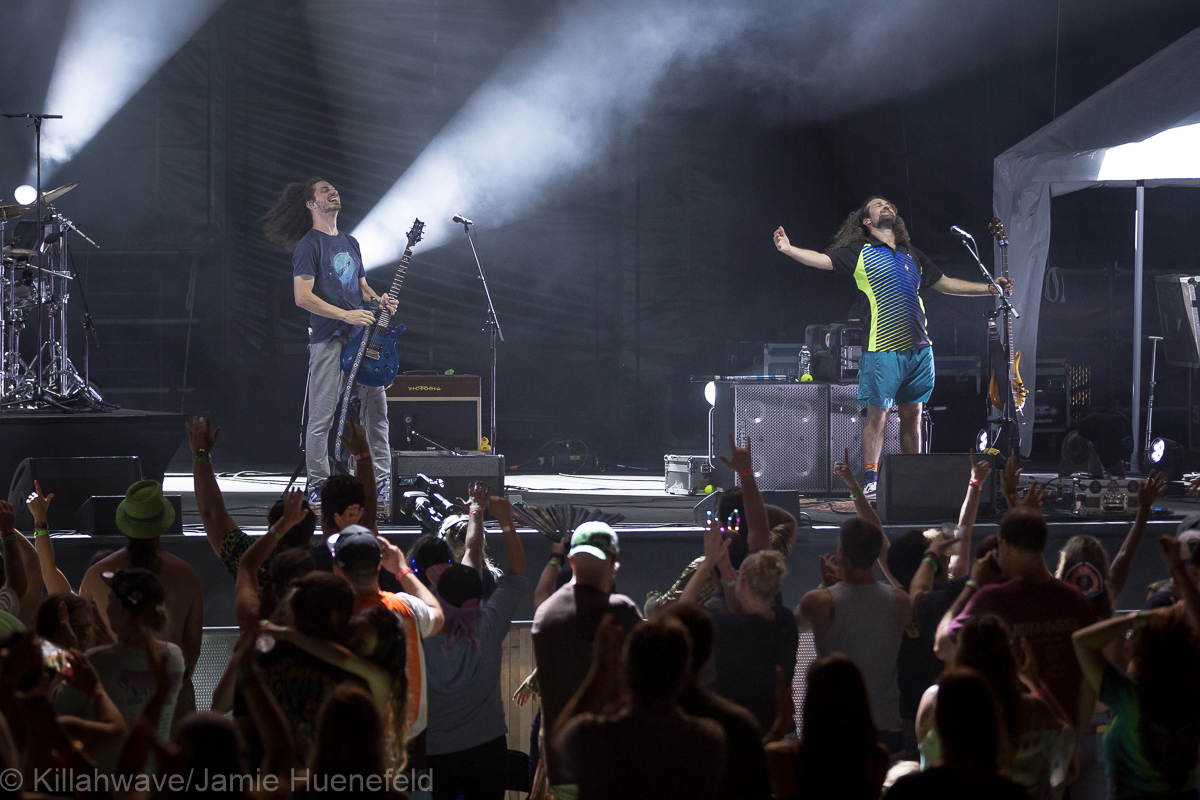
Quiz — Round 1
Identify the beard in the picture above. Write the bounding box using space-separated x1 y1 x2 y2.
875 212 895 230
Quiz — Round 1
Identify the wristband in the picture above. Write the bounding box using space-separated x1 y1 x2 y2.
0 534 17 543
193 457 211 465
270 525 284 542
816 583 827 590
849 489 864 500
968 478 981 487
737 468 754 478
358 451 371 460
921 555 940 573
548 556 563 569
720 577 737 588
396 566 414 580
965 579 979 590
501 524 516 533
34 529 49 537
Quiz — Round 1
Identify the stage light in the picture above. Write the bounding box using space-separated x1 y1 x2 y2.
1098 121 1200 182
12 185 36 205
976 429 990 453
1148 437 1166 464
32 0 224 180
1146 436 1185 482
704 381 717 407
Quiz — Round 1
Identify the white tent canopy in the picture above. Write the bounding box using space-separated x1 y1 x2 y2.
992 27 1200 461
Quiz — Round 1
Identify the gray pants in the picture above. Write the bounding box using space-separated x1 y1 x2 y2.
305 337 392 489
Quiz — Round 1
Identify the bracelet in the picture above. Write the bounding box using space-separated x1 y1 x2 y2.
270 525 284 542
921 555 940 573
548 556 563 569
396 566 414 580
720 577 737 588
193 457 211 465
849 489 864 500
968 478 981 487
359 451 371 460
34 529 49 537
965 579 979 590
737 468 754 478
816 583 827 590
0 534 17 543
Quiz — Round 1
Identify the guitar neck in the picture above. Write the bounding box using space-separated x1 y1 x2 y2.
372 246 414 329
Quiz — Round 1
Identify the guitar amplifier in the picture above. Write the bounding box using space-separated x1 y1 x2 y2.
387 374 482 452
734 383 830 493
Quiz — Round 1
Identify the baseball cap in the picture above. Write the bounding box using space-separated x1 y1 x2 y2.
102 568 166 610
330 525 382 571
569 521 619 562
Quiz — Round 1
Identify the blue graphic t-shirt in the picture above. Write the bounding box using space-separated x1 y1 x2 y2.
292 228 365 344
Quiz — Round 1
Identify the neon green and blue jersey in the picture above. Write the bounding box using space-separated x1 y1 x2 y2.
828 237 943 352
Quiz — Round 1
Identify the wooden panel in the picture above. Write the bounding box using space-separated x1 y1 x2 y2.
499 623 536 800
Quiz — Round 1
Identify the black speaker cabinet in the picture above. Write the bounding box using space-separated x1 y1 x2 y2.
8 456 143 530
877 453 996 523
390 452 505 523
74 495 184 536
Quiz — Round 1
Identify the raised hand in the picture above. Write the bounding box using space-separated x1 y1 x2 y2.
456 481 489 510
1188 475 1200 499
833 447 859 490
1018 480 1046 511
340 419 369 458
970 547 1004 586
56 600 81 650
1000 456 1021 503
487 495 513 520
718 433 753 476
276 488 308 535
926 529 962 557
1139 470 1168 510
377 535 405 574
185 412 221 457
819 553 842 588
969 451 992 484
0 501 15 533
65 649 102 695
26 479 53 528
773 227 791 254
703 519 732 566
333 503 363 531
1159 534 1186 575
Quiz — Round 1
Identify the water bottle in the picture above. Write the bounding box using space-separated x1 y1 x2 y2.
799 345 812 382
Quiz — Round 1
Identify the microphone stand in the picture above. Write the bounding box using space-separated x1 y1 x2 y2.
460 219 503 451
957 231 1020 458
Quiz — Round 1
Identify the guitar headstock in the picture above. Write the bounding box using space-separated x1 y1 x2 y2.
989 217 1008 247
406 219 425 248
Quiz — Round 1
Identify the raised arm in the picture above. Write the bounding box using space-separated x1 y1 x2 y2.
379 537 445 635
1072 611 1150 693
0 502 27 604
719 434 770 553
457 481 489 574
56 649 128 758
26 482 72 594
186 412 238 556
910 528 962 602
535 539 568 611
773 227 833 270
999 456 1021 509
1110 472 1166 597
233 489 307 627
681 521 733 608
490 496 526 576
1159 535 1200 636
934 549 1003 663
832 448 897 586
952 452 991 579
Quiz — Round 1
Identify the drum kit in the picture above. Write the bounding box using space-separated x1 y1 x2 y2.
0 180 105 409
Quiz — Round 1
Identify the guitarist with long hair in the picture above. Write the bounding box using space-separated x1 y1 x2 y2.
262 177 396 503
774 197 1012 497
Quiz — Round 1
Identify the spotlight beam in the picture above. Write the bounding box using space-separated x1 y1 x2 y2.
31 0 224 181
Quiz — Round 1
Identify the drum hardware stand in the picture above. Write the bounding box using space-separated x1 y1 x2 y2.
1144 336 1163 455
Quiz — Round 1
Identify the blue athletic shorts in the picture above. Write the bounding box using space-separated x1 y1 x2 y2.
857 347 935 409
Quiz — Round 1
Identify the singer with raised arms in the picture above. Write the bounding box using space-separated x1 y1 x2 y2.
262 178 397 500
773 197 1011 496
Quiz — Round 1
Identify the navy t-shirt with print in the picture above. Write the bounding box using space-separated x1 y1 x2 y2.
293 229 366 344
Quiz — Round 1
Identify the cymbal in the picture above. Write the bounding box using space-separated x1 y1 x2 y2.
4 248 35 257
0 182 79 222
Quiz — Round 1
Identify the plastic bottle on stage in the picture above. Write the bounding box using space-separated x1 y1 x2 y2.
799 346 813 382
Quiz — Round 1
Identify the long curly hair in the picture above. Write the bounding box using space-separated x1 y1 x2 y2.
260 177 325 253
829 196 912 250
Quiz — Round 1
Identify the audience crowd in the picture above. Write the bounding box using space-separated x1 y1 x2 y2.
0 414 1196 800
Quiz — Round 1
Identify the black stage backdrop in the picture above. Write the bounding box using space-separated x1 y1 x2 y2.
2 1 1200 470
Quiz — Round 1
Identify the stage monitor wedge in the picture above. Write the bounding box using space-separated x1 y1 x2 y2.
877 453 996 523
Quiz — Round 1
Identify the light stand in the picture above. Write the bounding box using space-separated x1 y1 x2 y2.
957 231 1020 458
459 218 503 450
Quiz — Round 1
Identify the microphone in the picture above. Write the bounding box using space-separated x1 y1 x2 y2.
950 225 974 239
452 214 473 226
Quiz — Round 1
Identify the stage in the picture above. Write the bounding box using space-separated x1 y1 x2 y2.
27 469 1196 627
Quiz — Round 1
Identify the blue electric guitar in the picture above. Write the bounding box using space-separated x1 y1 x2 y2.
333 218 423 465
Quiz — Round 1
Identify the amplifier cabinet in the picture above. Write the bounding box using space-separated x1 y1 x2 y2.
877 453 996 522
734 384 830 493
387 375 482 452
829 384 900 495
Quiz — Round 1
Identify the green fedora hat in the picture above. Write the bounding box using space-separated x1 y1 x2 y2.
115 480 175 539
